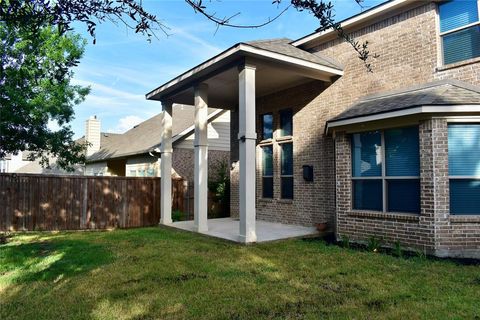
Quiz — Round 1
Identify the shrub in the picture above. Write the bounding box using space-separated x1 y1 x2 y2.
367 236 382 253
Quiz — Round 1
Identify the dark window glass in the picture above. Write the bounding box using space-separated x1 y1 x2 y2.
281 143 293 176
262 146 273 198
281 143 293 199
280 109 293 137
281 177 293 199
450 179 480 215
263 177 273 198
261 114 273 140
385 126 420 176
387 179 420 213
353 180 383 211
351 131 382 177
443 25 480 65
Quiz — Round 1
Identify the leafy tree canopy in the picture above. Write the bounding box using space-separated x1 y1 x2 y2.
0 0 373 170
0 23 90 169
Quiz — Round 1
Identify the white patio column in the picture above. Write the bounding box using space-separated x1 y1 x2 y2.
194 83 209 232
238 62 257 243
160 101 173 225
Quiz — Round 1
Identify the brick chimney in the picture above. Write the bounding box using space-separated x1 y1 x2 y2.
85 115 101 156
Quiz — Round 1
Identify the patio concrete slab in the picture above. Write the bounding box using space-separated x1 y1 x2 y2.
171 217 319 243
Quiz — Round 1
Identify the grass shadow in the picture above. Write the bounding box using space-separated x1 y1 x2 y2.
0 237 112 284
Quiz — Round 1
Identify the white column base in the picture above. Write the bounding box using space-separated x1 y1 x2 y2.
194 145 208 232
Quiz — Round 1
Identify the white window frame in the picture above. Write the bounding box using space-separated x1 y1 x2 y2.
351 128 420 214
437 0 480 66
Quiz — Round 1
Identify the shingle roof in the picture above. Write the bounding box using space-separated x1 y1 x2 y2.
246 38 342 70
329 80 480 122
87 105 221 162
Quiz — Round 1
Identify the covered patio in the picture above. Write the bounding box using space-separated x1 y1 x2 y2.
171 218 319 243
146 39 343 243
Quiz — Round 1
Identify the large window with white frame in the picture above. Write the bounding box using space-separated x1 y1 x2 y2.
351 126 420 214
438 0 480 65
448 123 480 215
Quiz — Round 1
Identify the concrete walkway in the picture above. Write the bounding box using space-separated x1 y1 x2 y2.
171 218 319 243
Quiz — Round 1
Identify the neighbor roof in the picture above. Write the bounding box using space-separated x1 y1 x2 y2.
87 105 223 162
327 80 480 129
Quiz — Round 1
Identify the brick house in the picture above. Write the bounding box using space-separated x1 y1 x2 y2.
84 105 231 184
147 0 480 257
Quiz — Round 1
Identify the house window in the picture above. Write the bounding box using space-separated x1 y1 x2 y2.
262 145 274 198
351 126 420 213
448 124 480 215
129 170 136 177
439 0 480 65
261 113 273 140
279 109 293 137
280 142 293 199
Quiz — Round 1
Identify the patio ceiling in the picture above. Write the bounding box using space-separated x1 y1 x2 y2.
146 40 344 109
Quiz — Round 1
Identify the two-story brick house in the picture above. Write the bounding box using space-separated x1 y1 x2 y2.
147 0 480 257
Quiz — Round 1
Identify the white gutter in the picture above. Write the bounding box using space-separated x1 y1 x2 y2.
326 105 480 132
292 0 411 47
146 43 343 100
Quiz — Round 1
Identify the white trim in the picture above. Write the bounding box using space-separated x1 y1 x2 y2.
238 44 344 76
172 109 225 144
146 43 343 100
291 0 411 47
327 105 480 131
439 21 480 37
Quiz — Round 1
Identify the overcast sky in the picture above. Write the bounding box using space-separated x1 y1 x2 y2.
69 0 384 138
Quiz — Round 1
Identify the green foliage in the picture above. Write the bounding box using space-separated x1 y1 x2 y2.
367 236 382 253
208 160 230 207
340 235 350 249
0 22 90 170
393 241 403 258
172 210 187 222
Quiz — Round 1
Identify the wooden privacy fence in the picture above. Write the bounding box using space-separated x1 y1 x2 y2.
0 173 185 231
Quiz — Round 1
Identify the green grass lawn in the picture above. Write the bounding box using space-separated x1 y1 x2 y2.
1 227 479 320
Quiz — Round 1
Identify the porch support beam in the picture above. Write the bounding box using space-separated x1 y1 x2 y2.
238 62 257 243
194 83 209 232
160 100 173 225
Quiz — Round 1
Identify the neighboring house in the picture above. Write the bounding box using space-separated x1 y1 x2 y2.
147 0 480 257
84 105 231 183
0 152 31 173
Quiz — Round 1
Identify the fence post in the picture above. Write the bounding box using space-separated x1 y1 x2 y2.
81 179 88 229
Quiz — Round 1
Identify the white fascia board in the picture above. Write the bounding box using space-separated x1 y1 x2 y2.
146 45 241 100
292 0 410 47
327 105 480 131
146 44 343 101
238 44 344 76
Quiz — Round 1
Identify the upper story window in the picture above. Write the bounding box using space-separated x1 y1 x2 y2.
439 0 480 65
351 126 420 214
448 124 480 215
261 113 273 140
279 109 293 137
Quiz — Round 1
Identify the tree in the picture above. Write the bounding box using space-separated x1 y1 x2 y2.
0 0 373 170
0 24 90 169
